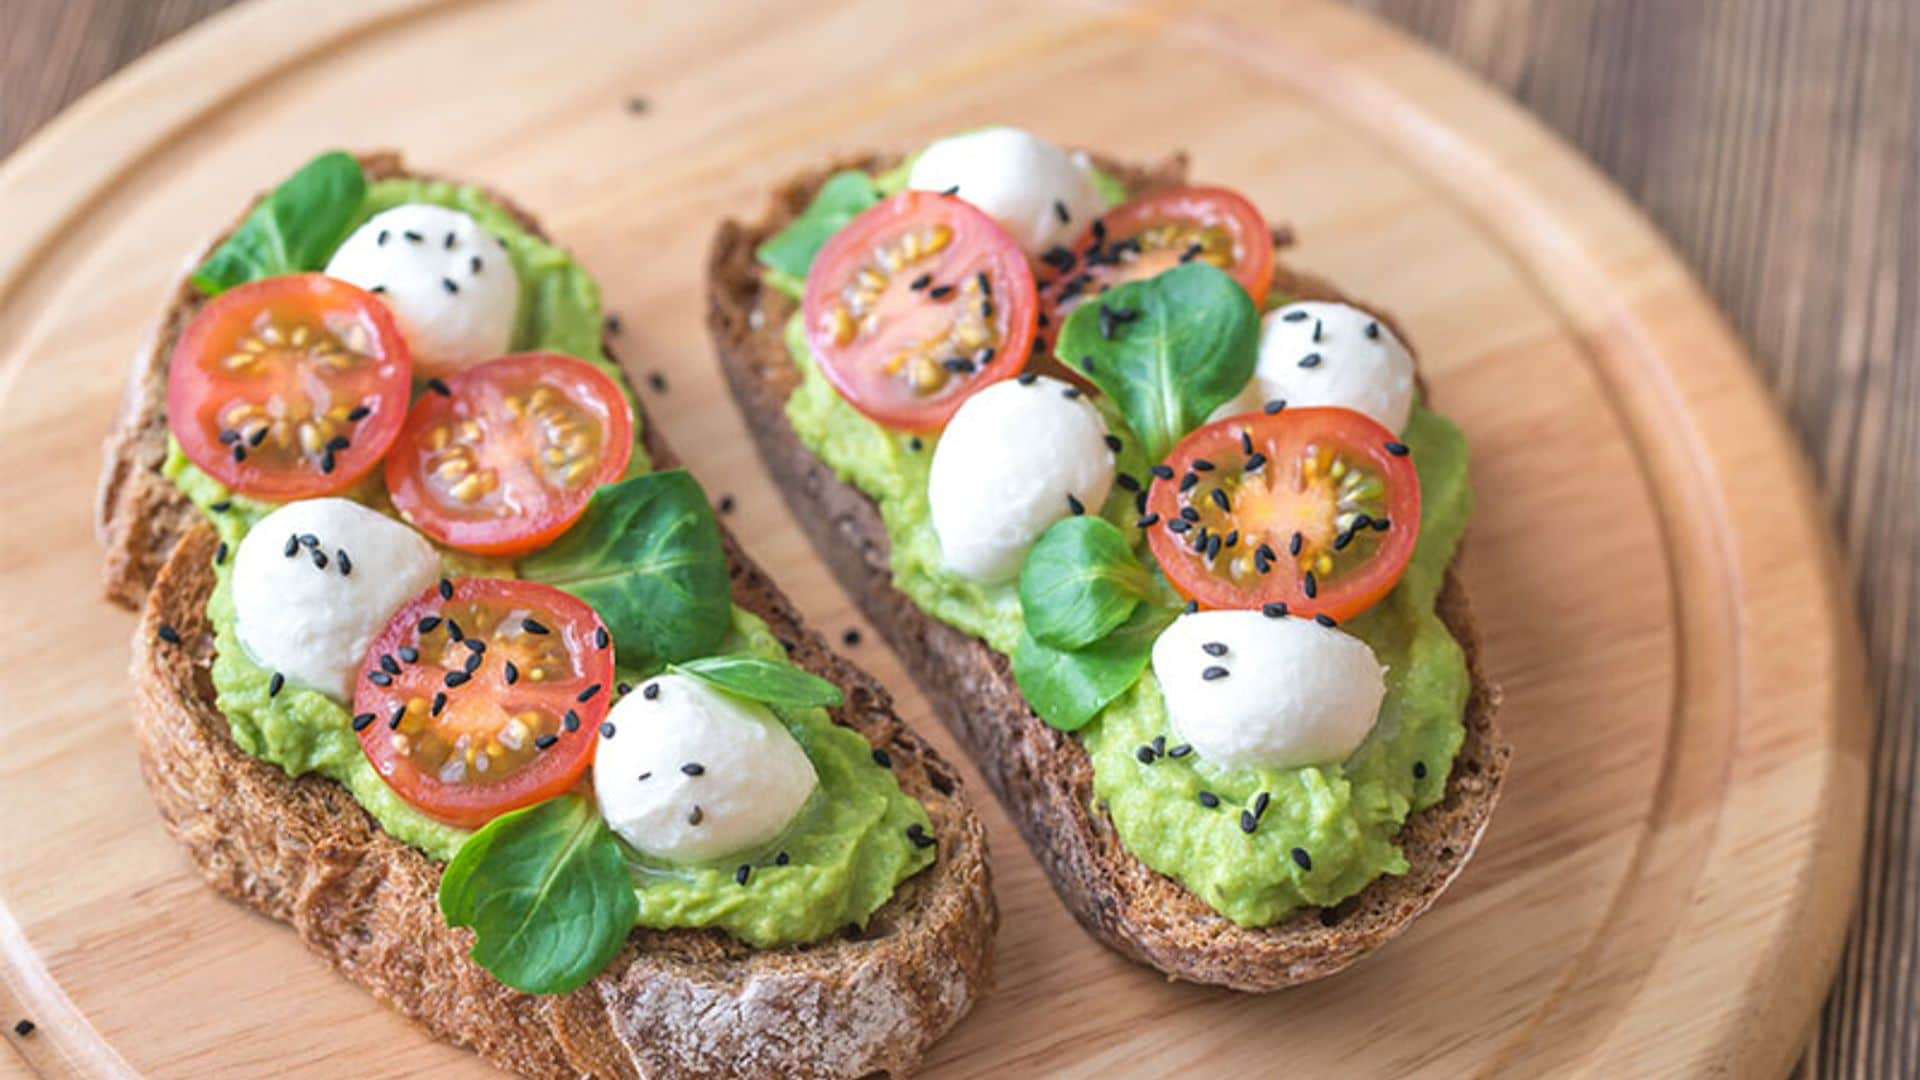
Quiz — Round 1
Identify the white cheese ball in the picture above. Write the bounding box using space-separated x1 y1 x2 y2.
1152 609 1386 771
907 127 1106 256
928 375 1115 583
232 498 441 701
1210 302 1416 433
594 674 817 864
324 204 519 376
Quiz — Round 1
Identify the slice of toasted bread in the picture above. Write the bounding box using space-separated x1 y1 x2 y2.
706 153 1511 992
103 154 995 1078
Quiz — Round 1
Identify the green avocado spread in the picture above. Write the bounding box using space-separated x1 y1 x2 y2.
163 175 930 948
782 247 1473 924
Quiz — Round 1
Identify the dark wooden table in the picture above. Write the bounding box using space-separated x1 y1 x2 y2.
3 0 1914 1075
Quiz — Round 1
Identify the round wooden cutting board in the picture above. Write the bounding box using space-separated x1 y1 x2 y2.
0 0 1870 1076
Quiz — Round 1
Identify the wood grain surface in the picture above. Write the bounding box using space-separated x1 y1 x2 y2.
0 0 1910 1077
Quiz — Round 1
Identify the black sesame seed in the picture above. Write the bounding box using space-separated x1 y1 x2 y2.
1077 354 1092 373
1180 472 1199 492
1167 518 1191 534
1290 532 1304 556
326 435 350 451
939 184 960 196
428 378 451 397
438 578 454 600
1413 761 1429 779
1209 488 1231 512
446 618 463 642
403 230 423 243
1197 790 1220 808
219 429 240 445
444 670 470 688
1313 318 1323 343
1264 399 1287 414
1103 434 1123 454
214 541 229 565
1240 810 1258 833
370 284 387 294
231 444 246 463
717 494 736 515
1053 199 1070 224
1017 372 1037 386
1384 441 1410 456
337 549 352 575
441 277 459 295
1061 384 1081 399
1151 735 1166 755
1136 745 1157 764
1315 613 1338 628
909 273 932 291
380 654 400 675
1117 472 1140 492
1263 602 1289 618
563 710 581 733
1202 641 1228 657
775 851 791 866
1245 452 1267 472
1253 791 1271 819
1298 352 1322 369
1150 464 1174 480
1066 493 1085 515
1136 513 1161 528
1184 599 1198 614
617 681 633 696
577 683 602 703
388 704 406 730
398 646 418 663
471 255 483 274
1283 310 1309 322
644 682 661 700
595 626 610 649
209 500 232 513
417 616 442 634
1169 744 1193 758
432 692 446 717
504 660 519 685
735 865 751 886
351 713 375 732
377 229 390 246
1192 458 1215 472
688 805 703 825
1291 847 1313 871
1366 320 1381 339
842 628 862 647
908 436 924 452
600 722 616 738
778 637 796 653
1179 242 1203 263
156 623 182 645
928 284 954 300
522 617 549 635
906 824 936 849
462 650 482 674
319 449 335 474
1303 571 1318 598
872 747 893 768
535 734 558 750
368 670 392 687
1202 665 1230 681
1372 516 1392 531
249 426 268 447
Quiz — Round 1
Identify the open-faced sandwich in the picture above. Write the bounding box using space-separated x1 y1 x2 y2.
97 150 994 1077
708 127 1509 991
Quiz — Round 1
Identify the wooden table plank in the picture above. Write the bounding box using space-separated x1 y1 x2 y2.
2 1 1912 1076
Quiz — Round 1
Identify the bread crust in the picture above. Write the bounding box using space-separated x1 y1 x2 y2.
705 153 1511 991
106 154 995 1078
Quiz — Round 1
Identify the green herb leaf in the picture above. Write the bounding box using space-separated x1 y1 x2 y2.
1013 604 1177 732
438 794 636 995
520 470 730 665
1055 262 1259 464
1019 516 1150 650
672 655 844 709
755 170 882 281
192 151 367 295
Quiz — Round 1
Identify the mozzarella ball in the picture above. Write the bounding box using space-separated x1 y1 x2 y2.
232 498 441 701
1152 609 1385 771
324 204 519 376
594 674 817 864
1211 302 1415 433
928 375 1115 583
907 127 1106 256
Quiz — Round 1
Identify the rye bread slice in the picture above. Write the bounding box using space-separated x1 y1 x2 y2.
705 153 1510 992
103 153 995 1077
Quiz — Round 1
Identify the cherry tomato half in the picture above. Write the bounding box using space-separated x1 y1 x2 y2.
803 191 1037 432
352 577 615 828
385 352 633 556
1037 186 1274 349
1144 407 1420 622
167 274 412 499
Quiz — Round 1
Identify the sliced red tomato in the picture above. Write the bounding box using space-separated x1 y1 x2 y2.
167 274 412 499
1144 407 1419 622
803 191 1037 431
352 577 614 828
385 352 633 556
1037 186 1274 350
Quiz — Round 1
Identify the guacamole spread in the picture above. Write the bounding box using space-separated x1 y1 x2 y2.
782 300 1473 925
163 177 931 948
